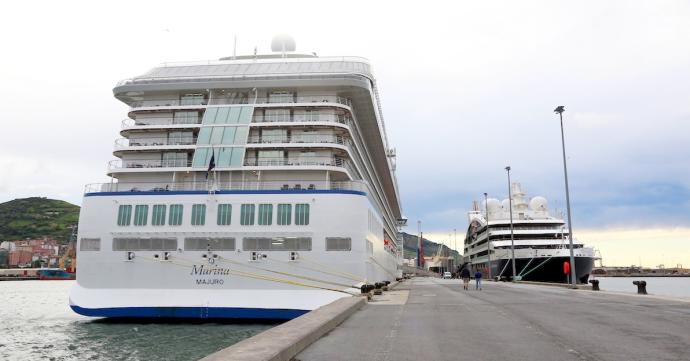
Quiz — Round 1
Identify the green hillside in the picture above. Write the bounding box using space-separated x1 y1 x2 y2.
401 232 461 260
0 197 79 243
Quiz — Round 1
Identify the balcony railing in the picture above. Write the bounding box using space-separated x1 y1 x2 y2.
243 157 350 168
246 134 350 146
127 95 353 109
108 159 192 170
114 137 197 149
252 114 352 125
84 180 370 194
121 118 201 128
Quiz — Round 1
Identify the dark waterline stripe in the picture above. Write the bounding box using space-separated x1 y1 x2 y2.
70 305 309 320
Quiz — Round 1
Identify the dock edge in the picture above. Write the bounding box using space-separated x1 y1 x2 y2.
199 296 366 361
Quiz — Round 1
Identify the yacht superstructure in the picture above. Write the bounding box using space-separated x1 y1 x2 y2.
70 40 402 319
463 183 594 283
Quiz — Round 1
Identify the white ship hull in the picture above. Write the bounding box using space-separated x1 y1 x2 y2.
71 189 399 319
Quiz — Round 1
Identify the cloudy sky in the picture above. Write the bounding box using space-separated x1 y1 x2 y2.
1 1 688 267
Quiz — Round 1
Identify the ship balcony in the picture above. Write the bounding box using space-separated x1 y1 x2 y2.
84 180 370 194
121 117 202 130
108 158 192 171
114 137 198 151
251 114 352 127
127 95 352 112
246 134 351 147
243 157 357 177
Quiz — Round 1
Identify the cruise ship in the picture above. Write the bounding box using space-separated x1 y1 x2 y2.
463 183 594 283
70 37 403 319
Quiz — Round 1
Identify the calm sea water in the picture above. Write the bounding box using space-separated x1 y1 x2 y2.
0 281 274 361
592 276 690 299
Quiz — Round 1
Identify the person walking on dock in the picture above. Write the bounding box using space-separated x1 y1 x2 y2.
474 270 482 290
460 267 471 290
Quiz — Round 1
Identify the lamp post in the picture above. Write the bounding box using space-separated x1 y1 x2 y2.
484 192 492 279
505 166 517 280
554 105 577 288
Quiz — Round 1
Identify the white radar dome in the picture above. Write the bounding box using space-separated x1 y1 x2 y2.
486 198 501 213
529 196 548 211
271 34 296 52
501 199 511 210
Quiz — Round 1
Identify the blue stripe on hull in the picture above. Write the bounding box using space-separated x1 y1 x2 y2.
84 189 366 197
70 305 309 320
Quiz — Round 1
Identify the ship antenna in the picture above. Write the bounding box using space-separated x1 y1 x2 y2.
233 35 237 60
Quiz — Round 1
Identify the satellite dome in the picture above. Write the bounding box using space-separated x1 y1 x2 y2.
271 34 296 52
529 196 548 211
486 198 501 213
501 199 511 210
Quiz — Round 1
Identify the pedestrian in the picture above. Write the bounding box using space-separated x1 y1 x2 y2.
460 267 471 290
474 270 482 290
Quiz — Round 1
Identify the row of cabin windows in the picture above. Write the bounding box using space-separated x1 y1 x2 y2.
117 203 309 227
82 236 351 252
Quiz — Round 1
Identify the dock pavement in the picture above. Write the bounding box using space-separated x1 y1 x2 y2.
296 277 690 361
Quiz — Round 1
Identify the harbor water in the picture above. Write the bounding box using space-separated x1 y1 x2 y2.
592 276 690 299
0 281 274 361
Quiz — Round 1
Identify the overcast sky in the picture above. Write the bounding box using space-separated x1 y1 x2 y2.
1 1 689 267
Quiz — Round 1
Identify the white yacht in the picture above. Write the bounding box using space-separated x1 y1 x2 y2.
463 183 594 283
70 37 403 319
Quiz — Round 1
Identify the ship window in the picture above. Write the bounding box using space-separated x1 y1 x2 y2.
117 205 132 226
191 204 206 226
133 205 148 226
258 204 273 225
79 238 101 251
173 111 199 124
240 204 256 225
184 237 235 251
277 204 291 225
169 204 183 225
112 237 177 251
152 205 166 226
295 204 310 225
180 93 205 106
243 237 311 251
217 204 232 225
326 237 351 251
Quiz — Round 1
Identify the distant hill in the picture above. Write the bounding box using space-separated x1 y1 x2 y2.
0 197 79 243
401 232 461 260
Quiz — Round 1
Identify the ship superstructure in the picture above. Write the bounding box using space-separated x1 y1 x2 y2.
463 183 594 283
70 39 402 319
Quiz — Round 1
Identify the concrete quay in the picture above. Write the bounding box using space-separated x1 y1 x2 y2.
296 277 690 361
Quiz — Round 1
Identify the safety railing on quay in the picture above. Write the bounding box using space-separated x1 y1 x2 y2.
114 137 197 148
84 180 370 194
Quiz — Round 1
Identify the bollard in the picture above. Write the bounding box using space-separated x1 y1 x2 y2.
589 279 600 291
374 282 384 290
361 284 375 294
632 280 647 295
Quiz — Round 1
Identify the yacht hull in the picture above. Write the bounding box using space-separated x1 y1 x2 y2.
471 256 594 284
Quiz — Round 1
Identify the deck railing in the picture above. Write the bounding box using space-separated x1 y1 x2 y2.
84 180 369 194
126 95 353 109
114 137 197 148
246 134 350 146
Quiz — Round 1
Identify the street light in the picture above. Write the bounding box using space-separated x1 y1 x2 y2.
554 105 577 288
484 192 492 279
505 166 517 280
